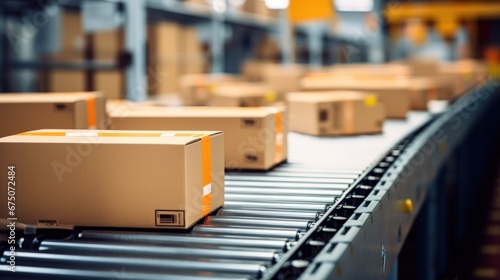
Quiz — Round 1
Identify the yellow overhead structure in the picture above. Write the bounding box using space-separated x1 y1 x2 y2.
288 0 335 23
385 2 500 23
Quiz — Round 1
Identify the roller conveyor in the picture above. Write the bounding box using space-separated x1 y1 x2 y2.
1 84 498 279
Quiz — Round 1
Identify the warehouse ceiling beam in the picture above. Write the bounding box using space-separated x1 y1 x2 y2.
385 2 500 23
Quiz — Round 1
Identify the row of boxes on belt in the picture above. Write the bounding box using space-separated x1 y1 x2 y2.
0 91 385 230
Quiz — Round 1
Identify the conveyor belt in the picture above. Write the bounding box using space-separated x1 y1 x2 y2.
1 84 498 279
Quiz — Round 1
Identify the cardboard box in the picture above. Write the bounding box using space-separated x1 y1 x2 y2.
109 106 287 170
439 59 488 98
49 70 86 92
262 64 307 100
179 74 238 105
95 71 124 100
0 93 107 137
148 22 182 94
300 75 410 119
0 129 224 229
286 91 385 136
329 63 411 77
210 83 277 107
405 57 439 77
242 60 274 82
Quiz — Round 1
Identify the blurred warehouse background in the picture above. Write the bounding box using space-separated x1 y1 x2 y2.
1 0 499 99
1 1 500 280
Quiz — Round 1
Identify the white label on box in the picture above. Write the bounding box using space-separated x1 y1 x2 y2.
160 133 177 137
203 183 212 196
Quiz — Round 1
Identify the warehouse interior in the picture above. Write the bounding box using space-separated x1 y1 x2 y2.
1 0 500 279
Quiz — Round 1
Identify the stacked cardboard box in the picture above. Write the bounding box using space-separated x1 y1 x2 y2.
242 61 307 100
0 129 224 229
300 74 411 118
179 73 238 105
47 11 124 99
0 92 107 137
439 59 488 98
287 91 385 136
108 106 287 170
210 82 277 107
148 22 205 95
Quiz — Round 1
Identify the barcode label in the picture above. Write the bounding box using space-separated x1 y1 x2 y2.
156 210 185 227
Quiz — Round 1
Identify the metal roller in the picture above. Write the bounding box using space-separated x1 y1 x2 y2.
224 187 342 197
204 216 313 231
225 175 354 185
38 239 279 263
225 181 349 190
227 171 359 179
192 225 301 241
273 165 363 174
222 201 330 212
216 208 321 221
0 266 251 280
1 251 267 277
225 193 336 204
78 231 292 251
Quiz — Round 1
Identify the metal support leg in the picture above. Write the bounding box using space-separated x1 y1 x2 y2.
124 0 146 101
305 24 323 68
418 173 439 280
278 9 292 65
210 11 224 73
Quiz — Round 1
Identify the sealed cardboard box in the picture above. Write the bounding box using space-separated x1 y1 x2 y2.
242 60 274 82
179 74 238 105
262 64 307 100
0 129 224 229
405 57 439 77
210 83 277 107
0 93 107 137
109 106 287 170
300 75 410 119
286 91 385 136
439 59 488 98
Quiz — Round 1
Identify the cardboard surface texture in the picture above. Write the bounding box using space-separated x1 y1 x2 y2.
0 93 107 138
109 106 287 170
287 91 385 136
179 74 238 105
0 129 224 229
210 83 277 107
300 75 410 118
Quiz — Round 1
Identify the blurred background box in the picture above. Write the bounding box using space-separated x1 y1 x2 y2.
287 91 385 136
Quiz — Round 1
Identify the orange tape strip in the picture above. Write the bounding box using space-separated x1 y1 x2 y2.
201 136 212 217
86 97 96 129
274 112 284 164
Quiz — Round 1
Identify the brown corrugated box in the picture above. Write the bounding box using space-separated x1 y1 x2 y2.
210 83 277 107
286 91 385 136
148 22 206 95
405 58 440 77
262 64 307 100
0 129 224 229
241 60 274 82
0 92 107 138
109 106 287 170
300 74 410 119
439 59 488 98
179 74 238 105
